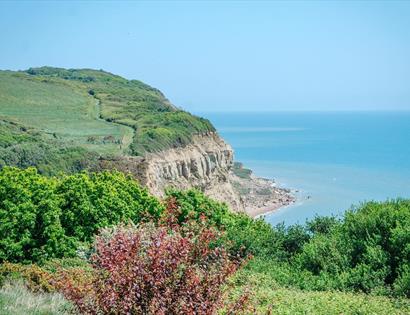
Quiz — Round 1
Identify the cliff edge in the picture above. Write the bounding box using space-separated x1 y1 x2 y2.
99 132 244 212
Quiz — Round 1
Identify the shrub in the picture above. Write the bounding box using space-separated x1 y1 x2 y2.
306 215 339 235
53 220 246 314
57 170 163 242
0 167 66 262
222 213 282 258
0 262 54 293
165 189 229 227
287 199 410 296
0 167 163 263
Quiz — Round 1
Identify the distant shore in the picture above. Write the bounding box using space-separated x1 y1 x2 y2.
229 162 295 218
245 185 295 218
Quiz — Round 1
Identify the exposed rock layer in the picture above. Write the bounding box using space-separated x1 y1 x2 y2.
99 132 294 215
100 132 244 212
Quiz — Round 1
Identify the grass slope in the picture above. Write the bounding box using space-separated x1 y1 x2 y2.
0 70 132 155
228 258 410 314
0 120 99 175
0 67 214 173
0 281 74 315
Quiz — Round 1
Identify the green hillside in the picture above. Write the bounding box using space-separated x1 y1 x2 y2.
0 67 214 173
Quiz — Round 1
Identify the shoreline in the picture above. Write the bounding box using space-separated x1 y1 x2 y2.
229 163 295 218
245 189 296 218
247 201 289 218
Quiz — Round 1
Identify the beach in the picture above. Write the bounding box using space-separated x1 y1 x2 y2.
229 165 295 218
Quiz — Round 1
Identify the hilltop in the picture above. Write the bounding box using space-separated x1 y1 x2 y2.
0 67 214 174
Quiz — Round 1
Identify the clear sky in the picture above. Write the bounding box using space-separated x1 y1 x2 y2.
1 1 409 112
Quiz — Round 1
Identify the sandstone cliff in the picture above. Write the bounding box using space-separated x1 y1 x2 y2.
100 132 245 212
99 131 295 215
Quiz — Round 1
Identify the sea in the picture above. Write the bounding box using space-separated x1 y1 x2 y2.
202 111 410 226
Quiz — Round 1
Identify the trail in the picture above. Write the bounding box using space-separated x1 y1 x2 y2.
93 98 135 155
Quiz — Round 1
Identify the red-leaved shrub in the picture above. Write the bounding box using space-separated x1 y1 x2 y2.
53 199 248 314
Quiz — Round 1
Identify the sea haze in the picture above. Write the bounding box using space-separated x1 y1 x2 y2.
203 111 410 225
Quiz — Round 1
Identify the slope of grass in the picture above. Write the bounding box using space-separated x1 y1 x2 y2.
227 258 410 314
20 67 215 155
0 281 74 315
0 71 133 155
0 67 214 159
0 120 99 175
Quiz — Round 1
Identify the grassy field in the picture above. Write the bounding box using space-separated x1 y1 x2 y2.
0 71 133 155
0 67 214 159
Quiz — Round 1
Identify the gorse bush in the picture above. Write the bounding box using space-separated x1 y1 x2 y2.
290 200 410 296
57 171 163 242
0 167 163 263
165 189 230 227
0 167 65 262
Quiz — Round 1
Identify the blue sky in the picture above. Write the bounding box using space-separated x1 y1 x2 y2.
1 1 409 112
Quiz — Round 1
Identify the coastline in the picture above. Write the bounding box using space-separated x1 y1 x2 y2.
247 200 290 218
229 163 295 218
245 185 295 218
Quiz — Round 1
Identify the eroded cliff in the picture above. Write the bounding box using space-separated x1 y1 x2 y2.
100 132 245 212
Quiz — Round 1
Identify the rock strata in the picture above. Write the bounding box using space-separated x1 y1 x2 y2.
99 132 293 215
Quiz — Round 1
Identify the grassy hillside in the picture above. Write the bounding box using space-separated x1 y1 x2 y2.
0 67 214 173
0 120 99 175
0 70 132 156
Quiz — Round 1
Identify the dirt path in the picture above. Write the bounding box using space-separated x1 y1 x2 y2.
93 98 135 155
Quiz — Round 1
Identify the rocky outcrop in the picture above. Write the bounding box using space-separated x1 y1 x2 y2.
99 131 295 215
99 132 245 212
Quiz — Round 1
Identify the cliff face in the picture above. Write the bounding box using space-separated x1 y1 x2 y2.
100 132 245 212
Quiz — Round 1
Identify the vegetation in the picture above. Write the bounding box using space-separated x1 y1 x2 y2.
0 67 214 161
0 167 410 313
0 120 99 175
0 70 132 156
2 65 409 313
228 270 410 314
0 167 162 263
0 281 74 315
52 208 246 314
232 162 253 179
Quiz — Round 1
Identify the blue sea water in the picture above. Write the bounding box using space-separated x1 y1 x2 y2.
203 111 410 225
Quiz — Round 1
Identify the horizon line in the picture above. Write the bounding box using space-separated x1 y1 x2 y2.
193 109 410 114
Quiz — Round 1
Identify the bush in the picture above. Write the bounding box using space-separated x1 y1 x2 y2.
57 170 163 242
165 189 229 227
262 199 410 297
0 167 66 262
0 167 163 263
53 220 246 314
0 262 54 293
